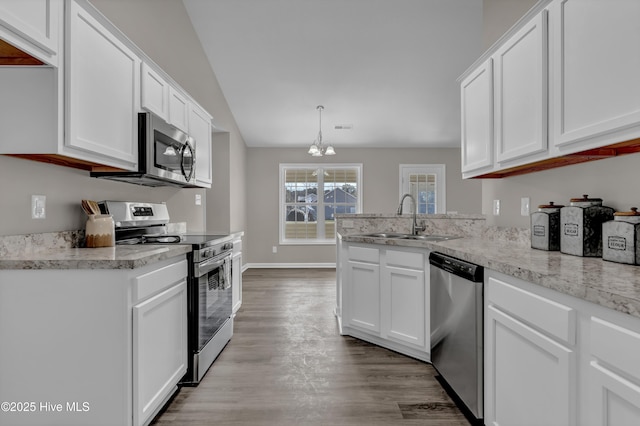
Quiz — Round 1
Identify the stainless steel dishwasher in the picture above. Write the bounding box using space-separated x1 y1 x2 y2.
429 251 484 424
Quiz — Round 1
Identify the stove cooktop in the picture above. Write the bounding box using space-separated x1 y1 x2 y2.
180 234 232 246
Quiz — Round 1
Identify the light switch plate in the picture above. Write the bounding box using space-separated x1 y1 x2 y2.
521 197 530 216
32 195 46 219
195 194 202 206
493 199 500 216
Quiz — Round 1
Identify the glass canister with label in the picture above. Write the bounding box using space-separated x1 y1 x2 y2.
560 195 614 257
531 202 564 251
602 207 640 265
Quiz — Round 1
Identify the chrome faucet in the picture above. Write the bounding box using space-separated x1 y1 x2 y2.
397 193 425 235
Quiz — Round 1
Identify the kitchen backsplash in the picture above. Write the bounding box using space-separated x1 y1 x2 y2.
335 213 530 247
0 222 188 254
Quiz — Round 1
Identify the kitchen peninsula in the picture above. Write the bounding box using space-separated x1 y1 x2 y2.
337 213 640 425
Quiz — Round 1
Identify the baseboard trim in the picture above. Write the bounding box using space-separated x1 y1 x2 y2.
245 263 336 269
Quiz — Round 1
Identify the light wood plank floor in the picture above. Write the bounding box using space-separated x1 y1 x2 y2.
151 268 469 425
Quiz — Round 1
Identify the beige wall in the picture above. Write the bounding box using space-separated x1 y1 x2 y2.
246 147 481 265
0 0 246 236
480 0 640 228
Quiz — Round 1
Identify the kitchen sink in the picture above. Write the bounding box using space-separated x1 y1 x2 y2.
357 233 459 242
398 235 460 242
361 232 407 238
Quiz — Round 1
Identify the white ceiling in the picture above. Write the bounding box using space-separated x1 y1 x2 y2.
183 0 483 150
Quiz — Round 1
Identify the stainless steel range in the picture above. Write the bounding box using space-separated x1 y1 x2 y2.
99 201 234 385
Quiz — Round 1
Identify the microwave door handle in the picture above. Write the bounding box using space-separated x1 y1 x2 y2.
180 141 195 182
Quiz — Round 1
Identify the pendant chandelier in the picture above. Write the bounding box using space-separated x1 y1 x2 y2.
307 105 336 157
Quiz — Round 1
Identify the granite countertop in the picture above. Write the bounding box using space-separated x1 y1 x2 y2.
342 233 640 319
0 244 192 270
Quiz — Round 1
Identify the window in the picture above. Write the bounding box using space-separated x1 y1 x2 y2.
280 164 362 244
399 164 446 214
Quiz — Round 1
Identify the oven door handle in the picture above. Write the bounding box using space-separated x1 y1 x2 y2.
195 254 230 277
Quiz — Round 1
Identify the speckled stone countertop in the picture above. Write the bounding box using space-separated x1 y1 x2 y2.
0 245 192 270
342 234 640 319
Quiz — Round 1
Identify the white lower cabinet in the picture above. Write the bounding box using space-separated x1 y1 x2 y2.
133 280 187 426
381 249 426 349
486 302 575 426
588 317 640 426
0 256 188 426
486 270 640 426
341 242 429 361
345 246 380 333
231 236 243 313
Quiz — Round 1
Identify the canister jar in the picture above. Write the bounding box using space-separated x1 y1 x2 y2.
560 195 615 257
531 202 563 251
602 207 640 265
85 214 115 248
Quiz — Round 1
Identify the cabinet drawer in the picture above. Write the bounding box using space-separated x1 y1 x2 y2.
591 316 640 380
133 259 188 302
385 249 423 270
488 277 576 345
348 245 379 264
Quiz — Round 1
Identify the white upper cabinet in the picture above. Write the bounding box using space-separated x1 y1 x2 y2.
460 0 640 178
141 62 169 121
494 11 548 164
461 59 493 175
141 58 213 188
189 103 213 188
0 0 62 65
168 86 189 133
66 0 140 170
549 0 640 149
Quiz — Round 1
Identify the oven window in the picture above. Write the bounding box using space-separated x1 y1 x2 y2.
154 129 194 177
197 262 232 350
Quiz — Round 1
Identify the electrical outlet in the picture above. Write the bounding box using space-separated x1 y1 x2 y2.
521 197 531 216
272 246 277 253
195 194 202 206
32 195 46 219
493 199 500 216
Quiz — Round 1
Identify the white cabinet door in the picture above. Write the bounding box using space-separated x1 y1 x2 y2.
0 0 61 63
550 0 640 148
189 103 213 188
133 280 188 426
168 86 189 132
461 59 493 175
232 251 242 313
345 260 380 334
494 10 548 163
485 305 575 426
588 317 640 426
382 265 426 348
141 62 169 120
66 0 140 170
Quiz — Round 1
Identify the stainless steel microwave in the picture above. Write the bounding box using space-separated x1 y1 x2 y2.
91 112 197 187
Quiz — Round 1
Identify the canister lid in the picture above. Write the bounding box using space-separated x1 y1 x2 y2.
614 207 640 216
569 194 603 206
538 201 564 209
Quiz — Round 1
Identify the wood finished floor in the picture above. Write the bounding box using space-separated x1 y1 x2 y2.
151 268 469 425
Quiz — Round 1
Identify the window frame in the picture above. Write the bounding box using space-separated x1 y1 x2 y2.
279 163 363 245
399 164 446 214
